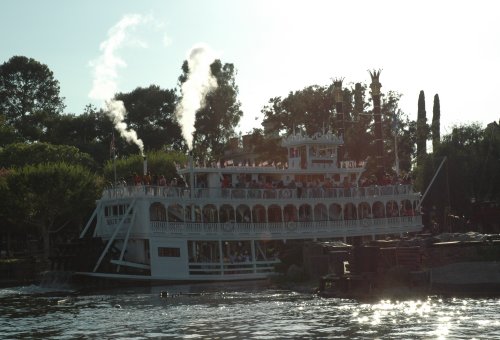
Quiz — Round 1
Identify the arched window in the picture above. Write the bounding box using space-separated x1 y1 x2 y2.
329 203 342 220
373 201 385 218
203 204 218 223
268 204 282 222
283 204 297 222
236 204 251 223
358 202 371 219
168 204 184 222
314 204 328 221
219 204 235 223
400 199 415 216
386 200 399 217
252 205 266 223
344 203 357 220
298 204 312 222
150 202 166 221
193 205 202 222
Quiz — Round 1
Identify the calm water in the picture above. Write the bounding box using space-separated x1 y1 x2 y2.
0 281 499 339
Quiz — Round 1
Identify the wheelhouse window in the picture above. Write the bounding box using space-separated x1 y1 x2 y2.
158 247 180 257
104 204 131 217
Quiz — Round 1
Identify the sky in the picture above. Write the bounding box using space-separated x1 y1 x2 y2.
1 0 499 137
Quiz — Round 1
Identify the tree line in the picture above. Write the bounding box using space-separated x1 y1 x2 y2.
1 55 499 260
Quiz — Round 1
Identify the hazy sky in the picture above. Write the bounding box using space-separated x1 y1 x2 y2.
1 0 499 136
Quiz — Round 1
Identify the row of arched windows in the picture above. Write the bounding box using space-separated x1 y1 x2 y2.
150 200 418 223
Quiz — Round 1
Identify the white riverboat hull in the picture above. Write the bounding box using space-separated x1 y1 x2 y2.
76 129 423 283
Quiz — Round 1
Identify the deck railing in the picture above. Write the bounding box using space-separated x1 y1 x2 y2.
146 215 422 239
102 184 415 201
188 260 277 276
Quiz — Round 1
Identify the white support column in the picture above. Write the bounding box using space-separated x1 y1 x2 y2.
80 201 102 239
219 240 224 275
93 199 136 273
116 210 137 272
251 240 256 273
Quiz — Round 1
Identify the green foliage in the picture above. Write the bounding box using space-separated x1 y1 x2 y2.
416 90 428 164
0 114 21 146
431 94 441 151
418 122 500 225
0 56 65 142
261 85 334 136
115 85 185 153
189 60 243 161
261 81 413 175
4 163 102 259
103 150 187 184
0 142 97 170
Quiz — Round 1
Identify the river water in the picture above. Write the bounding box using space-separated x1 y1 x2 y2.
1 281 499 339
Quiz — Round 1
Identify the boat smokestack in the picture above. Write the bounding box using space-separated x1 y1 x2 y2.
369 69 384 180
143 156 147 176
333 78 345 166
188 151 194 198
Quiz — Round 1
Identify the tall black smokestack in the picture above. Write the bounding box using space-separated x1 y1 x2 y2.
333 78 344 166
369 70 384 180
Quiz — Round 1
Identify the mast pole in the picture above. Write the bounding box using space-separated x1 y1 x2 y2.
112 132 117 185
417 156 447 210
369 70 384 180
333 78 344 167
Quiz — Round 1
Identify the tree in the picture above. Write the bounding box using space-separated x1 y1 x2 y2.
416 90 428 165
261 85 335 136
260 81 412 175
0 142 97 171
431 94 441 152
0 56 65 141
0 113 21 146
184 60 243 161
4 163 102 262
114 85 185 153
479 121 500 203
103 150 186 184
41 104 120 167
430 123 484 219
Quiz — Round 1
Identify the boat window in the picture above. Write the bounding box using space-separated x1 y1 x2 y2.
158 247 180 257
150 203 167 221
105 204 131 217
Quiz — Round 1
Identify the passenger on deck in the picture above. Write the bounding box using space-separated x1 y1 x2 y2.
159 175 167 186
134 173 142 185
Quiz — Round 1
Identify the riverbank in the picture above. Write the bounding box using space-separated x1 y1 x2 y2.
0 257 39 288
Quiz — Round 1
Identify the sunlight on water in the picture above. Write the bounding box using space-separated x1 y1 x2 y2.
0 283 499 339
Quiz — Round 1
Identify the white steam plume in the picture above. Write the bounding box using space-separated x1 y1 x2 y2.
89 14 147 155
175 44 218 150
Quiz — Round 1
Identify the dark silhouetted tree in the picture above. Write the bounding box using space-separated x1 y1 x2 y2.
0 56 65 141
115 85 185 153
180 60 243 161
431 94 441 152
416 90 428 165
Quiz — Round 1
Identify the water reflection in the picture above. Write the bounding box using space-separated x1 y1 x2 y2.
0 283 499 339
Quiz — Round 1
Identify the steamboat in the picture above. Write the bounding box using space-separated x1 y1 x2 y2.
71 73 423 283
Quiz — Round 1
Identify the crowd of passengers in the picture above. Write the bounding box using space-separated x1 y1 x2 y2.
112 172 186 188
221 172 413 191
110 170 413 194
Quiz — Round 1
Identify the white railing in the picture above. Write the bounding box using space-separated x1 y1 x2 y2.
188 260 278 276
148 215 422 239
102 184 415 201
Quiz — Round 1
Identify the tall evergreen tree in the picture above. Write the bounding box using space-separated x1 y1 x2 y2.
416 90 428 165
431 94 441 152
